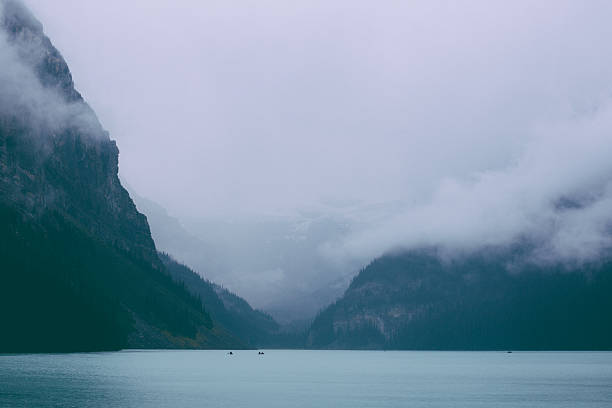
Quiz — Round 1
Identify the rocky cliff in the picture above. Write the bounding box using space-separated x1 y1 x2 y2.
0 0 157 265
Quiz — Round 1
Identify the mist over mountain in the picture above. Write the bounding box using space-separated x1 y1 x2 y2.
21 1 612 305
129 189 358 323
4 0 612 352
2 5 612 408
158 253 288 348
0 0 259 351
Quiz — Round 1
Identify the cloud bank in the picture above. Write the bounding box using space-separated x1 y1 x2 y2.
0 0 105 143
336 103 612 263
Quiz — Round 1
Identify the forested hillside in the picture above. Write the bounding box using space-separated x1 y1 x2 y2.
160 253 281 347
307 249 612 350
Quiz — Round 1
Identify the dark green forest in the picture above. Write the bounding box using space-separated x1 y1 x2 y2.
0 205 246 352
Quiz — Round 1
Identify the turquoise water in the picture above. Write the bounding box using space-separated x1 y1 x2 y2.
1 350 611 407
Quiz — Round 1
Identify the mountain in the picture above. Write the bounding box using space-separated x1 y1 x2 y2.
127 193 355 324
128 187 353 324
129 189 287 345
128 192 304 347
306 248 612 350
179 215 353 324
127 189 223 272
159 253 284 347
0 0 241 352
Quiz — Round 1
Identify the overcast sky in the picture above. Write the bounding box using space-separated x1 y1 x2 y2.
23 0 612 269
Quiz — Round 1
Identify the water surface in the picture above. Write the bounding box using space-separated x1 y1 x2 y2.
1 350 611 407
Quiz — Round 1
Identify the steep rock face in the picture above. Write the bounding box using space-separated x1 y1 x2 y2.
307 249 612 350
0 0 157 265
0 0 239 351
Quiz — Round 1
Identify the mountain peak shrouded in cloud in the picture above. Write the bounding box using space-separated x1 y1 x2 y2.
1 0 107 151
336 105 612 264
2 0 78 101
21 0 612 315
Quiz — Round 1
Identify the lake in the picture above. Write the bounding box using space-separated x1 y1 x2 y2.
0 350 611 407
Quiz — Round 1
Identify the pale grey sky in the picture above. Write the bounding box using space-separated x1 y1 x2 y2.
20 1 612 308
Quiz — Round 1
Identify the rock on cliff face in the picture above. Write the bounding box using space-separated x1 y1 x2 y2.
0 0 241 351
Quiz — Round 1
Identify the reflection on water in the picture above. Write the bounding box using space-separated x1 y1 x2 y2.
1 350 611 407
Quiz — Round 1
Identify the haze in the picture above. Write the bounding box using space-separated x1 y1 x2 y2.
23 0 612 317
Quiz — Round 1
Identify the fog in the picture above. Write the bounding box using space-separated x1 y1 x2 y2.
22 0 612 316
0 2 104 143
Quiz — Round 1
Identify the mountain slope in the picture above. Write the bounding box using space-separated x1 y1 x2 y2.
0 0 241 352
307 249 612 350
159 253 283 347
128 189 347 328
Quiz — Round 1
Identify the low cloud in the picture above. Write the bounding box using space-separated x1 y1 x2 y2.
332 103 612 264
0 1 105 142
17 0 612 312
